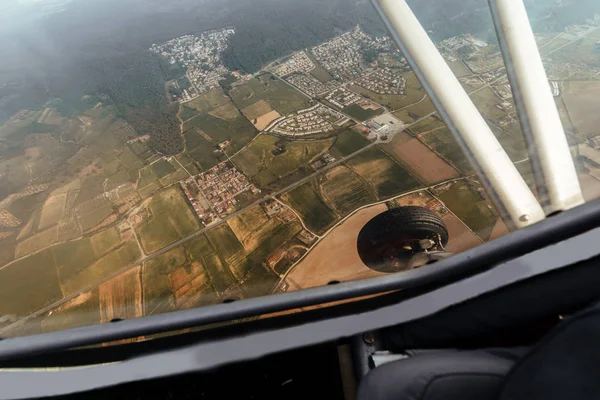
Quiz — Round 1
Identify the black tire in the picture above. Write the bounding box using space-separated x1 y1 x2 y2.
357 206 449 273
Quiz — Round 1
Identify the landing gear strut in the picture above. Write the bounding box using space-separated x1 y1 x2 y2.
357 206 452 273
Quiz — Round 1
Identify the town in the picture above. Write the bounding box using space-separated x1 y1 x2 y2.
149 28 235 102
180 162 260 225
354 67 407 95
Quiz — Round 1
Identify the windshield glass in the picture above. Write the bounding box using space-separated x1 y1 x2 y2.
1 0 599 338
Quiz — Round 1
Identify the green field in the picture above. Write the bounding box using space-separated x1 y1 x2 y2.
186 235 235 293
409 116 446 135
306 52 333 83
206 224 245 262
241 266 280 299
182 113 257 154
320 166 377 215
178 105 200 121
227 219 302 280
137 166 159 189
0 248 63 318
185 88 230 114
332 129 371 157
136 188 200 254
421 128 474 173
229 73 312 116
61 240 141 295
437 181 498 240
342 104 385 122
347 147 421 199
281 181 338 234
53 239 97 283
184 130 221 170
151 159 176 178
90 227 120 256
232 135 334 187
143 247 187 315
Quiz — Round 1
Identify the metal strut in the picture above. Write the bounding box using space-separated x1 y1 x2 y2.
372 0 584 228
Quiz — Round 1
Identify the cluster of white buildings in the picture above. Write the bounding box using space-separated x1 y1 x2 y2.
325 88 362 108
149 29 235 101
270 105 345 136
285 72 338 97
312 30 364 81
271 51 315 77
355 67 407 95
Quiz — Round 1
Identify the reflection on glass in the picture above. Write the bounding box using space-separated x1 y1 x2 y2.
0 0 599 338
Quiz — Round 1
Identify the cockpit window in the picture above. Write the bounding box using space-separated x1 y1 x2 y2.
1 0 599 338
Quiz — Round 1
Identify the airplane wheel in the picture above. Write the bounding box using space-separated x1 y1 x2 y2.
357 206 449 273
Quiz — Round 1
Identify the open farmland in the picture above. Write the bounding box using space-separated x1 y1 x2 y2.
39 192 67 230
0 248 63 319
182 113 257 154
332 129 371 157
206 224 244 262
228 206 270 243
408 116 445 135
563 81 600 138
184 130 221 170
185 235 235 294
99 266 143 323
241 100 274 120
280 181 338 234
226 219 302 281
380 132 459 185
142 247 187 316
420 128 474 173
232 135 334 187
40 290 101 334
184 87 230 114
60 239 140 295
14 226 58 258
319 166 377 215
229 73 312 116
436 180 498 241
151 159 176 179
447 60 472 77
346 147 421 199
241 266 280 299
136 187 199 254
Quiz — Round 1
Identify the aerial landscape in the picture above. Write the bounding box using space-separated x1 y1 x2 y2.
1 0 600 337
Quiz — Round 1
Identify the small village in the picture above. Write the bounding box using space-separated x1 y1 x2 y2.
311 30 364 81
271 51 315 77
269 105 346 136
181 162 261 225
285 72 339 97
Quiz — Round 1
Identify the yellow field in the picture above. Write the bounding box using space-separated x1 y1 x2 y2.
39 192 67 230
98 266 143 323
228 206 270 244
241 100 275 121
254 110 281 130
14 226 58 258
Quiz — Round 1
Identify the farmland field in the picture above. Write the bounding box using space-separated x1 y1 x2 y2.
142 247 187 315
41 290 100 333
90 227 121 256
209 102 241 121
470 86 512 121
563 81 600 138
206 224 244 262
320 166 377 215
380 132 459 185
39 192 67 230
151 159 176 179
0 248 63 319
184 88 230 114
346 147 421 199
342 104 384 122
228 206 270 243
241 100 274 121
232 135 334 187
99 266 143 323
436 180 498 240
241 266 280 299
229 73 312 116
203 253 235 293
14 226 58 258
332 129 371 157
447 60 472 78
280 181 338 234
408 116 445 135
420 128 474 173
136 188 199 254
182 113 257 154
60 239 141 295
